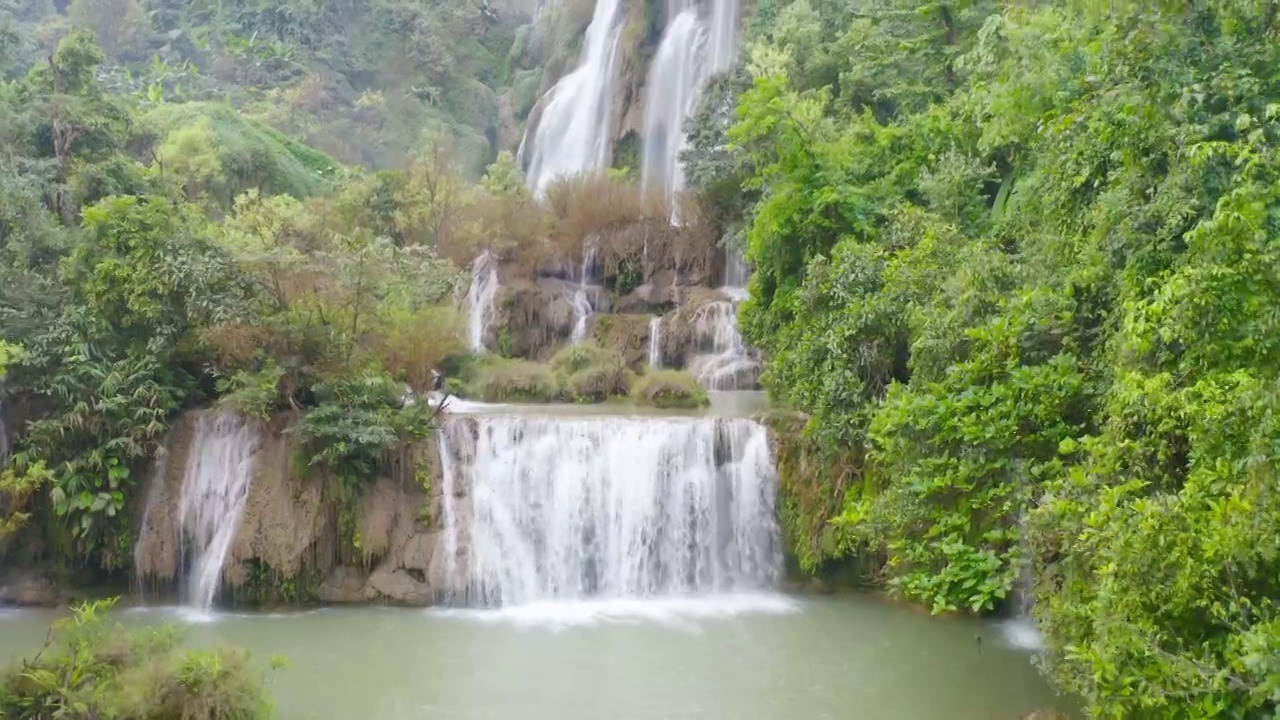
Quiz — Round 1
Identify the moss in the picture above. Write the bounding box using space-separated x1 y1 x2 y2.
763 410 876 583
631 370 709 408
470 359 560 402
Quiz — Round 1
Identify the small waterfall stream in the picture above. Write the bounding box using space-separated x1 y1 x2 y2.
648 316 664 368
687 247 762 389
569 246 602 343
178 414 260 610
520 0 627 194
466 252 500 354
437 415 781 607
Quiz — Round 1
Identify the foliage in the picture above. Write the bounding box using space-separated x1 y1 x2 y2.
701 0 1280 714
0 598 274 719
550 343 631 403
631 370 708 409
469 359 560 403
297 372 438 490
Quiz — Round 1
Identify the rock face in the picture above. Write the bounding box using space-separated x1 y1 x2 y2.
0 571 60 606
132 411 460 607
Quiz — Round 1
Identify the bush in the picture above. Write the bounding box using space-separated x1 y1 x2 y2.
470 359 560 403
0 598 274 720
550 342 631 402
631 370 708 409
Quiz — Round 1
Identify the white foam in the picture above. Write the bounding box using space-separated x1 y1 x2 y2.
431 593 799 630
1000 616 1045 651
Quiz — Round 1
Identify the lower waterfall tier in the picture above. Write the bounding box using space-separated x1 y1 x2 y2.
437 415 781 607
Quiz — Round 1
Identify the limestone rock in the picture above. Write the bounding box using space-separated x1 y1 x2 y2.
364 565 430 606
0 572 59 606
318 566 368 604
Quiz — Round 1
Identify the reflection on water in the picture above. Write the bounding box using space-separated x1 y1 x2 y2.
1 594 1072 720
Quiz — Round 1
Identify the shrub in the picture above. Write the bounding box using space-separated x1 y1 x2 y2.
469 360 560 403
550 342 631 402
0 598 274 720
297 371 435 489
631 370 709 409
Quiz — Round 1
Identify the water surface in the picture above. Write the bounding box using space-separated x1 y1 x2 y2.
0 595 1068 720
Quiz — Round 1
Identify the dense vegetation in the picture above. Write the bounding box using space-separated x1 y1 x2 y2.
3 0 1278 716
1 0 588 176
0 599 275 719
681 0 1280 715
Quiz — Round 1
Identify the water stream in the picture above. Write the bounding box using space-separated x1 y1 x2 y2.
466 252 500 354
648 316 663 368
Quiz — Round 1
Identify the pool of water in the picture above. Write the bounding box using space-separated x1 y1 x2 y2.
0 594 1069 720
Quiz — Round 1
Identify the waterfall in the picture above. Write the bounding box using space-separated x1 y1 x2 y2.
640 8 707 198
640 0 741 200
436 415 781 607
178 413 260 610
467 252 500 354
569 245 602 343
687 300 760 390
520 0 626 195
1003 516 1045 650
648 316 664 369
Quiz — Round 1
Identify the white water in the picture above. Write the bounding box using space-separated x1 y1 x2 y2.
178 414 260 610
569 245 602 343
520 0 626 195
437 415 781 608
466 252 500 353
640 0 741 200
648 316 664 368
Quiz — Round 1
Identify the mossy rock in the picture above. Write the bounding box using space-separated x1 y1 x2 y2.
631 370 709 409
470 360 560 402
590 314 653 370
550 342 631 402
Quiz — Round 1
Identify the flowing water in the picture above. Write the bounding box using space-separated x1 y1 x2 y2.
436 415 779 606
466 252 500 354
178 413 260 610
640 0 741 200
520 0 626 195
648 316 664 368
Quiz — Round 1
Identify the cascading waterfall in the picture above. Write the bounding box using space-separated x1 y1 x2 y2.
639 7 707 197
570 245 602 343
520 0 626 195
640 0 741 200
648 316 664 368
686 247 761 389
437 415 781 607
178 413 260 610
466 252 500 353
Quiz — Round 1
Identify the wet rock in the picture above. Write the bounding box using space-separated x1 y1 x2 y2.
318 566 368 604
364 565 430 606
0 573 59 606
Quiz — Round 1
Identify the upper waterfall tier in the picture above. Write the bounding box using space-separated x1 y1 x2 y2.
519 0 626 195
436 414 781 607
640 0 741 200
